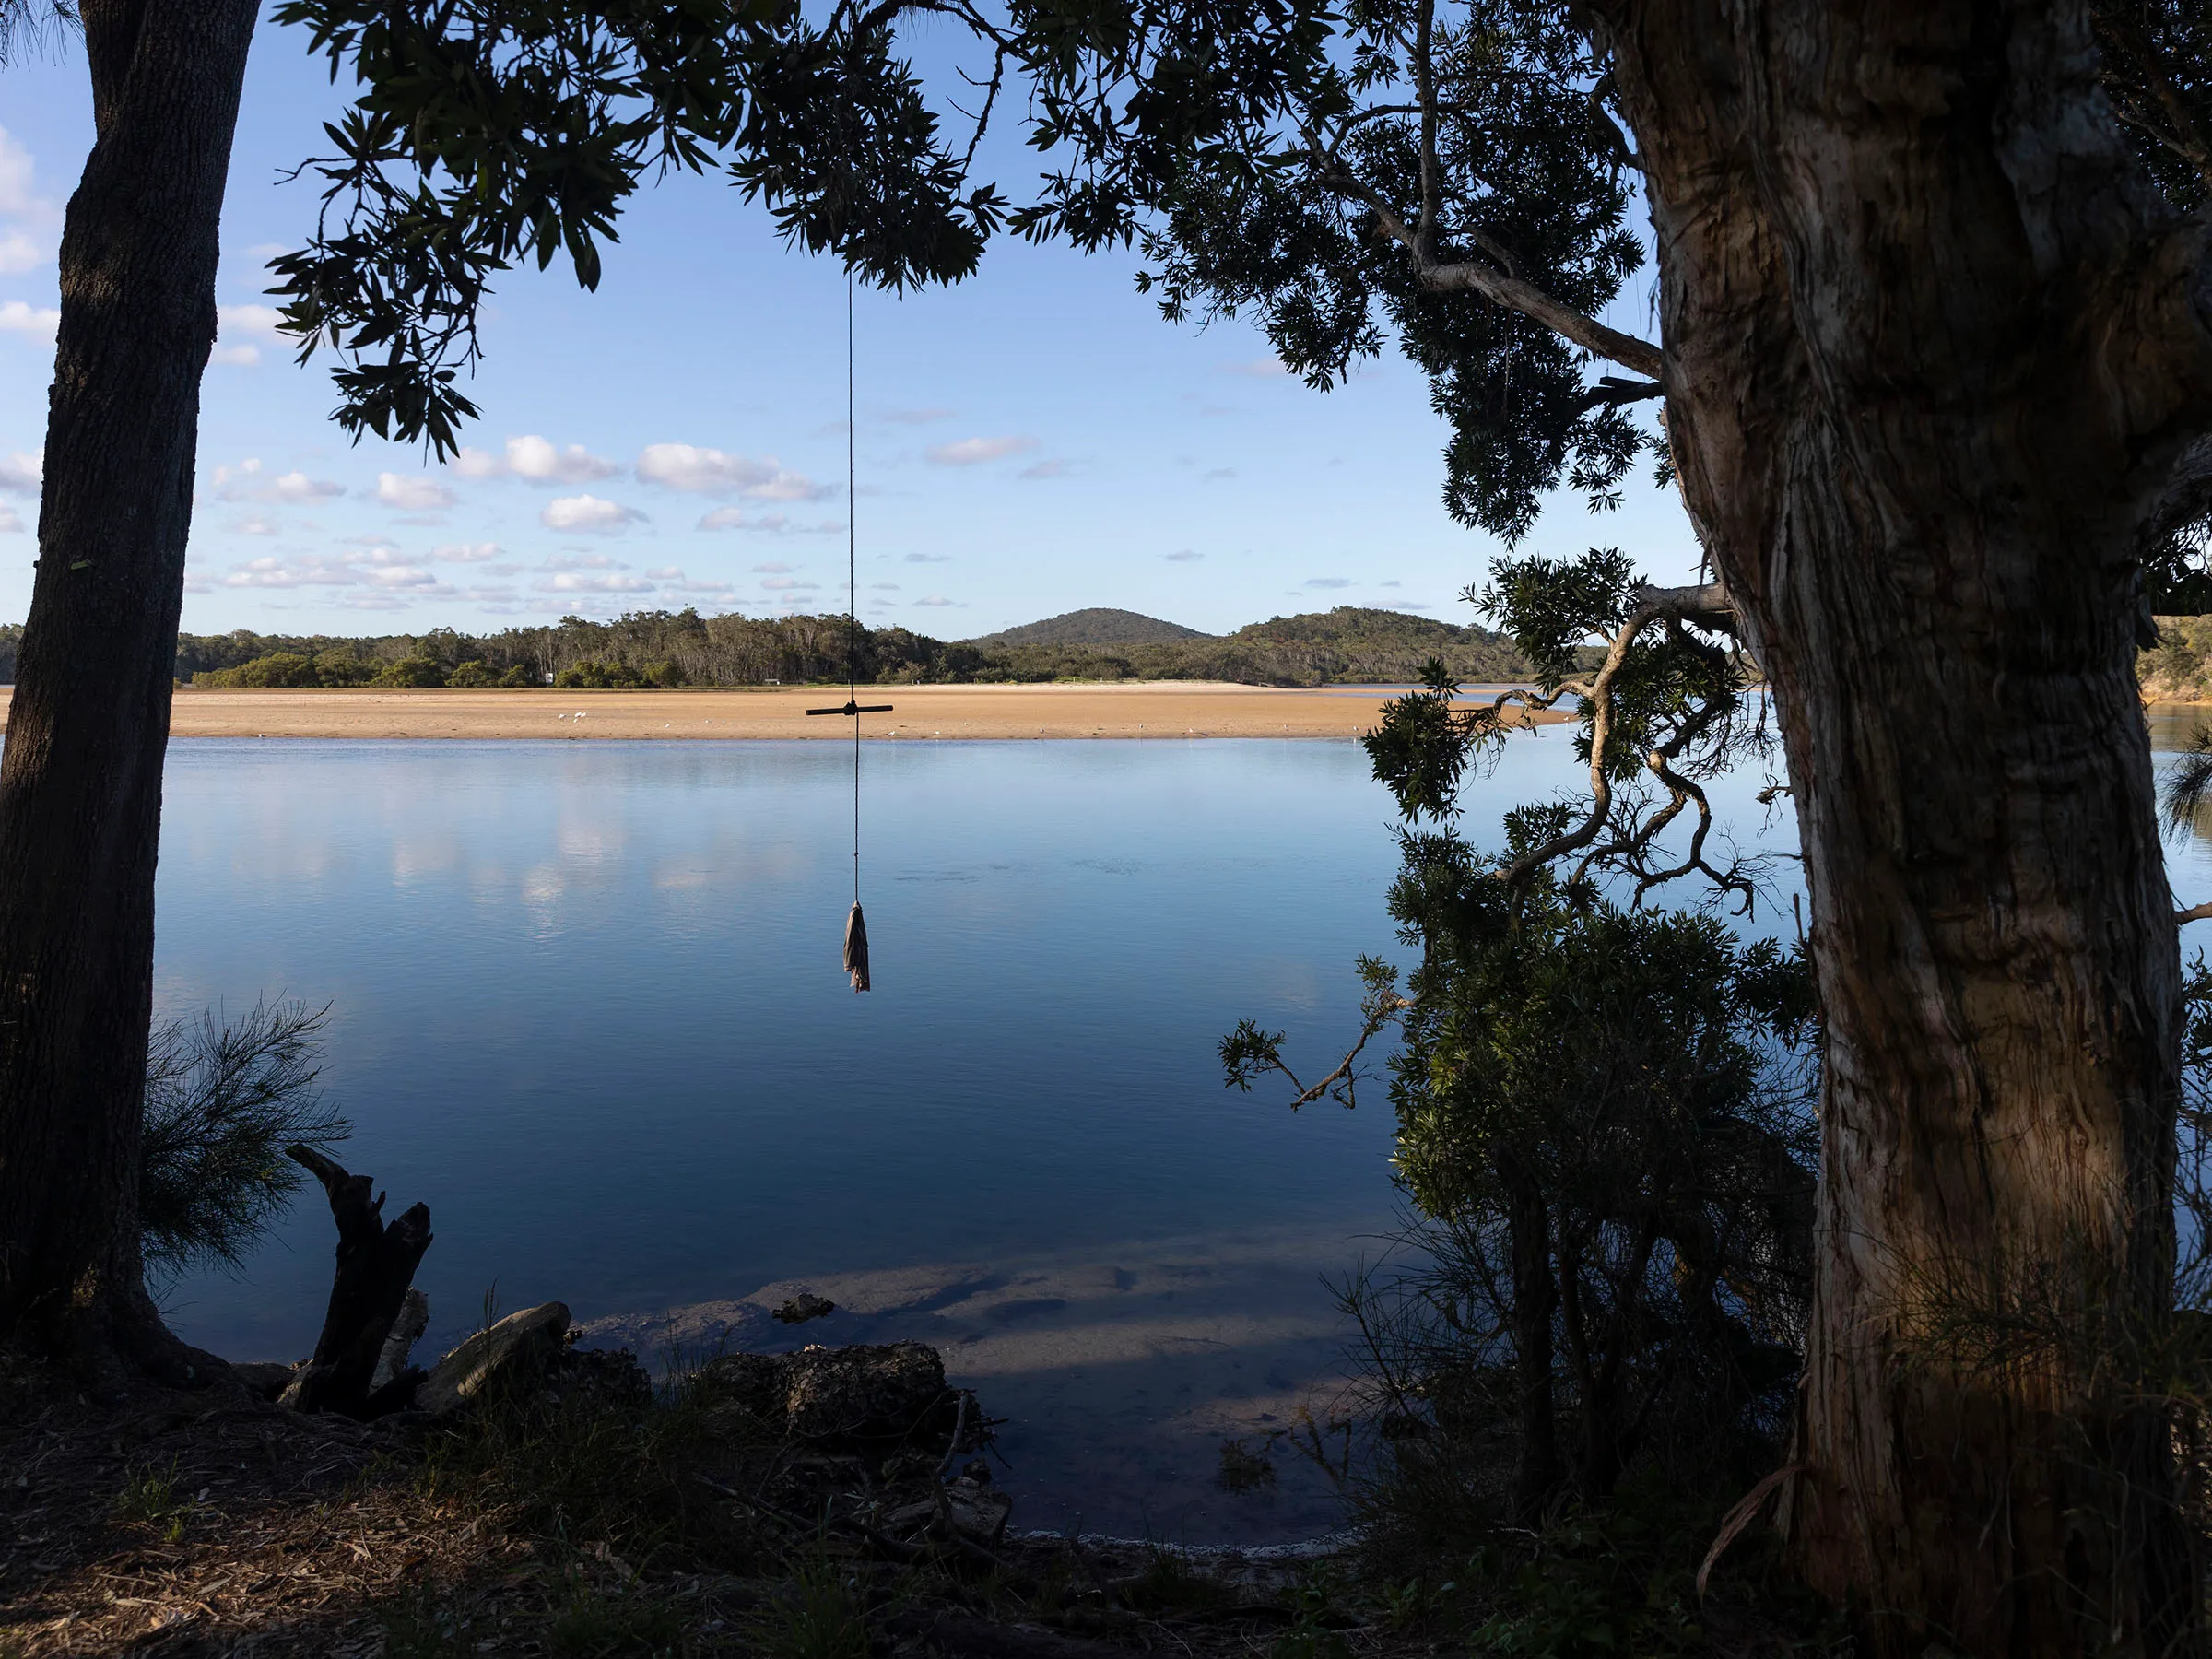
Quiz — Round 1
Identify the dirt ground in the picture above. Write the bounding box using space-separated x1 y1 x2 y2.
0 1350 1380 1659
0 683 1564 744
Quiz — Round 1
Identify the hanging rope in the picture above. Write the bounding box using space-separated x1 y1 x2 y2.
841 270 870 993
807 271 890 989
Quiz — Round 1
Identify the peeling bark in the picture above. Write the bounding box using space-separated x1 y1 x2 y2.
1583 1 2212 1649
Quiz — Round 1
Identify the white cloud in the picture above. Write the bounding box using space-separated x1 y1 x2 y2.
540 552 626 571
925 435 1039 466
752 561 795 573
1221 355 1291 378
453 434 618 484
0 300 58 343
637 442 827 500
535 571 655 594
1017 458 1070 480
218 303 286 340
224 514 282 536
0 130 57 276
904 552 951 564
0 503 21 534
542 493 643 532
432 541 500 563
881 406 954 425
870 582 900 591
645 566 735 594
759 575 819 592
1203 467 1237 480
209 345 261 367
0 129 51 220
1305 577 1351 589
222 553 361 588
0 448 40 493
377 473 458 512
698 506 843 534
1164 550 1205 562
914 594 956 606
216 465 342 504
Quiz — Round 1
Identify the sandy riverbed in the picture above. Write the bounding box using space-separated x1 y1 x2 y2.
0 681 1564 740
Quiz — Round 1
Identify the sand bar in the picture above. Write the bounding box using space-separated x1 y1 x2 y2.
0 681 1564 741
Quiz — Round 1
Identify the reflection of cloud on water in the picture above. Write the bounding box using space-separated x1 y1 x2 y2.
390 834 461 884
572 1225 1384 1545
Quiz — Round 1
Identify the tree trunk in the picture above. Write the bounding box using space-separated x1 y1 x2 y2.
1498 1148 1562 1521
1587 2 2212 1650
0 0 259 1381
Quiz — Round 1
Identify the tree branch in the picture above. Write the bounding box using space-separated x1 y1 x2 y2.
1494 582 1735 888
1306 145 1665 380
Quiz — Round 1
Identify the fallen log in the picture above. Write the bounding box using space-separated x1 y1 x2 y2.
278 1145 432 1418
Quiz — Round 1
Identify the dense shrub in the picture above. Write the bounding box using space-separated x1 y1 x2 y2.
372 656 447 688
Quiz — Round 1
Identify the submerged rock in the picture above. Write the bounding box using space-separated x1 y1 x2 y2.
418 1302 571 1415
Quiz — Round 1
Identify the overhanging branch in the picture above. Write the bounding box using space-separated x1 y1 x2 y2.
1305 142 1665 382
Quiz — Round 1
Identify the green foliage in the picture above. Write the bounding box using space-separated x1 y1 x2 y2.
165 606 1535 692
374 655 448 688
763 1556 872 1659
267 0 1003 454
139 1000 350 1281
417 1369 760 1571
379 1587 482 1659
2144 616 2212 700
545 1571 685 1658
113 1459 189 1542
1013 0 1653 542
556 660 651 690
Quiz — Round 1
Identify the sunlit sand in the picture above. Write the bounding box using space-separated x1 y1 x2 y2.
7 681 1567 741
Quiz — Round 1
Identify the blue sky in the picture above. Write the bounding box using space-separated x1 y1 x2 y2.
0 16 1700 641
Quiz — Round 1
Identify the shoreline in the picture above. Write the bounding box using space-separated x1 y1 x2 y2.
0 682 1571 742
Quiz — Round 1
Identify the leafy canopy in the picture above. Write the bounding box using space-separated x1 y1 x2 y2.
271 0 1010 454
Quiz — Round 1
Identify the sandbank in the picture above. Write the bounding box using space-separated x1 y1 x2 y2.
0 680 1566 741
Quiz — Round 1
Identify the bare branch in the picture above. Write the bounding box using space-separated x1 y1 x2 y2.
1494 582 1735 887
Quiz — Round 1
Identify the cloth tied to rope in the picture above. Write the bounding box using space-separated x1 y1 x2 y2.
843 902 871 994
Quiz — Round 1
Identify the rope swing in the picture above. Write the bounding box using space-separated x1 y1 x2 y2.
807 270 890 992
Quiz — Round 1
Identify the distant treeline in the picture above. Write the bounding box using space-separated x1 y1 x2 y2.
155 606 1536 690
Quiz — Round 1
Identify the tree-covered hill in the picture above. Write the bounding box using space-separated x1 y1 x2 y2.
967 607 1209 647
123 604 1538 691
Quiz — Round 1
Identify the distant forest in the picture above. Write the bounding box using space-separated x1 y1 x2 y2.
22 606 1546 691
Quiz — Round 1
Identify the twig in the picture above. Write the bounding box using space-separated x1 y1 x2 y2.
693 1473 921 1563
938 1392 971 1477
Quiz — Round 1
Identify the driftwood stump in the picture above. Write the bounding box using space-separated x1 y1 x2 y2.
278 1144 432 1417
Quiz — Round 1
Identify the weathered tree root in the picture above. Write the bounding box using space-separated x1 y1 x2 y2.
276 1145 431 1417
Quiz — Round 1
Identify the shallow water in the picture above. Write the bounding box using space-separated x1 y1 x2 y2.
154 735 1493 1538
153 716 2209 1540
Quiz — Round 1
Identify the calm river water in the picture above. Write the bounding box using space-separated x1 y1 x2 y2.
146 718 2212 1540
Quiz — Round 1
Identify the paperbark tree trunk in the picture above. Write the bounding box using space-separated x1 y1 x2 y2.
0 0 259 1380
1583 2 2212 1650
